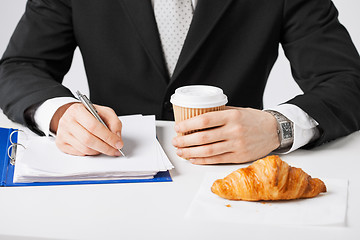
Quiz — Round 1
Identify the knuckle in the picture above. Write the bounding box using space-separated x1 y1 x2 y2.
58 116 66 126
103 133 115 146
191 158 204 165
241 148 251 158
204 146 214 156
117 120 122 129
55 131 69 144
64 105 74 115
176 137 185 147
63 116 74 127
86 121 99 132
200 133 209 143
80 146 92 155
111 149 121 156
232 124 243 134
69 103 82 113
82 134 95 146
235 138 245 148
101 105 112 112
199 116 210 128
55 126 64 138
237 140 250 155
100 106 117 117
108 107 117 116
84 148 98 156
78 145 93 155
73 142 89 154
110 120 122 133
199 158 210 165
59 113 70 125
55 139 66 150
229 109 242 119
216 156 228 164
181 148 189 157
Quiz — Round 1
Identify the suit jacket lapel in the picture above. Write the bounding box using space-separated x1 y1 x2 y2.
120 0 234 84
171 0 234 82
120 0 169 82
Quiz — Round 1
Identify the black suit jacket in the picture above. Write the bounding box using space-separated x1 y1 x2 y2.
1 0 360 147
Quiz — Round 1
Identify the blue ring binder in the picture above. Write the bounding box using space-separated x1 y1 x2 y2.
0 127 172 187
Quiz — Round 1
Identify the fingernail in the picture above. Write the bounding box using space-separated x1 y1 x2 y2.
116 142 123 149
176 149 183 156
116 132 121 138
174 124 180 132
189 159 196 164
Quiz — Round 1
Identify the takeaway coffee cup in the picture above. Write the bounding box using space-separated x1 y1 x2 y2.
170 85 228 135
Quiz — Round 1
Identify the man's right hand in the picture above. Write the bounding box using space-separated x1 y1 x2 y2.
50 103 124 156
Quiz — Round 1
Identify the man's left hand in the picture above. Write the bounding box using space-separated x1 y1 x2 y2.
172 107 280 164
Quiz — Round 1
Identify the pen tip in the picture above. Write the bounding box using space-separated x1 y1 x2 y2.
119 149 126 157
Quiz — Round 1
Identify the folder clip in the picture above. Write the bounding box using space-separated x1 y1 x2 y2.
7 130 25 165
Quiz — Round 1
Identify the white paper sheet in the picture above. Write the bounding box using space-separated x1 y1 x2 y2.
185 173 348 226
13 115 173 182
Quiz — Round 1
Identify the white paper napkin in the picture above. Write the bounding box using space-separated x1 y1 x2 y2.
185 173 348 226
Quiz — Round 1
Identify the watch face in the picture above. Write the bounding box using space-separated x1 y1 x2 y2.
281 122 293 139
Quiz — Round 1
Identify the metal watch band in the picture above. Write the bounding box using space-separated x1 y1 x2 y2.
264 110 294 151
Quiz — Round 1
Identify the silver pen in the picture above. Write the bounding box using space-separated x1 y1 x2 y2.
76 90 125 157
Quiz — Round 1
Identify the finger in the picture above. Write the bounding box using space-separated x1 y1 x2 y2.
176 140 230 159
56 122 108 156
189 152 255 165
95 105 123 139
175 111 228 134
56 140 100 156
71 104 123 150
189 152 235 165
224 106 239 110
55 131 100 156
172 127 228 148
69 120 122 156
63 132 102 156
57 143 86 156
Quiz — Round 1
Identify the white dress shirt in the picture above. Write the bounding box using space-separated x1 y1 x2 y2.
34 0 319 153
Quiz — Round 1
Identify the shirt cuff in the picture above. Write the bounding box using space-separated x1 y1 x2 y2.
265 104 319 154
34 97 80 136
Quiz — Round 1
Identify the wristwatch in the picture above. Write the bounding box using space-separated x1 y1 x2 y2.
264 110 294 151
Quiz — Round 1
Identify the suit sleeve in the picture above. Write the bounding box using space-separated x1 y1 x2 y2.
0 0 76 127
281 0 360 147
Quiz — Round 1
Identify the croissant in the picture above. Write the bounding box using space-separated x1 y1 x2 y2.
211 155 326 201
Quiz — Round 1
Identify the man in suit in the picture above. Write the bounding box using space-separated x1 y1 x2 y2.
0 0 360 164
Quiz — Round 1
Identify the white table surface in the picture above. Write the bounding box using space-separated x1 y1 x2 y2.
0 111 359 240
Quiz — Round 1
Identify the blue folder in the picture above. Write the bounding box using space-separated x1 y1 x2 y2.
0 127 172 187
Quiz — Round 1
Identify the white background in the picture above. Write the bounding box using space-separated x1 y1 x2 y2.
0 0 359 108
0 2 360 239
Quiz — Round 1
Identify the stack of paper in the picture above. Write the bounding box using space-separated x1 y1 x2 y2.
13 115 173 183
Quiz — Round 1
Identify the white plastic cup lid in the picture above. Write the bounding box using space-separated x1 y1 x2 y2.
170 85 228 108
